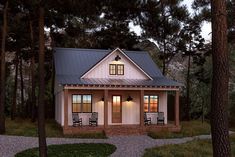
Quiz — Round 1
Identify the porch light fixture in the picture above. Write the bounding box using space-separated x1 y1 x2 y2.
101 97 104 101
115 55 121 61
126 95 133 102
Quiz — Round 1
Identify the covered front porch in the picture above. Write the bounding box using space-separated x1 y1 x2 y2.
58 85 180 135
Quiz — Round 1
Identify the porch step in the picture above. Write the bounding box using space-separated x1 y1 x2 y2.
105 125 144 135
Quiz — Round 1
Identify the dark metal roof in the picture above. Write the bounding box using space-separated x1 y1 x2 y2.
56 75 182 87
54 48 109 76
54 48 181 87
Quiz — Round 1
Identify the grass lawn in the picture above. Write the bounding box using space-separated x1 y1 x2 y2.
15 143 116 157
231 128 235 132
5 118 106 139
148 120 211 139
143 134 235 157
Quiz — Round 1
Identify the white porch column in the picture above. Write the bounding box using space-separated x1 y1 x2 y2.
140 90 144 127
64 89 68 129
104 90 108 128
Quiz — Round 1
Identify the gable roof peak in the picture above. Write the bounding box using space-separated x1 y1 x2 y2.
81 47 153 80
54 47 164 78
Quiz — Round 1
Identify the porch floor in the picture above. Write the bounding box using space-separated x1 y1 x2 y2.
63 124 181 135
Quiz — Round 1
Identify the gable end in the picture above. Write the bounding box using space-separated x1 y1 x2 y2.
81 48 153 80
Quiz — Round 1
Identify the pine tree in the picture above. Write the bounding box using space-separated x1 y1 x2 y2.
179 17 205 120
0 0 8 134
139 0 189 75
211 0 231 156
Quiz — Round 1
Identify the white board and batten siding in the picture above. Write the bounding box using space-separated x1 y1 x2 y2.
55 90 168 126
55 91 64 125
83 49 150 80
107 91 141 125
54 49 168 126
67 91 104 126
146 92 168 124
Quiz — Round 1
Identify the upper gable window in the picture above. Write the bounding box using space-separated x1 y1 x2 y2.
109 64 124 75
117 64 124 75
109 64 116 75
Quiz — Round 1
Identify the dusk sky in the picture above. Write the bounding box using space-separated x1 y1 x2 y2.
130 0 212 42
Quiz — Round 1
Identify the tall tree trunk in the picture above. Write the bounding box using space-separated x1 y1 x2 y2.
19 58 24 117
211 0 231 156
201 96 204 124
38 6 47 157
11 53 18 120
161 2 167 76
162 39 166 75
161 2 166 76
27 71 31 118
29 20 36 122
185 53 191 121
0 0 8 134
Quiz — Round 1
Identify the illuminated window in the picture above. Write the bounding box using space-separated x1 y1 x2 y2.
109 64 116 75
72 94 92 113
109 64 124 75
144 96 149 112
117 64 124 75
144 95 158 112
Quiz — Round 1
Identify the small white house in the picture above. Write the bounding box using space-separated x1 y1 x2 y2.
54 48 181 135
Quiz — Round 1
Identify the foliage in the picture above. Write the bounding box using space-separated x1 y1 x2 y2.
188 52 212 120
139 0 189 74
148 120 211 139
0 0 233 140
178 16 206 120
143 134 235 157
134 40 162 67
49 0 140 50
15 143 116 157
4 62 14 116
192 0 235 43
5 118 106 138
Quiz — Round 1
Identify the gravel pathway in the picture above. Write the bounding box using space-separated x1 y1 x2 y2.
0 135 211 157
1 132 233 157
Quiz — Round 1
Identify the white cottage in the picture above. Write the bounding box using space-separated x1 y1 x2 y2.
54 48 181 135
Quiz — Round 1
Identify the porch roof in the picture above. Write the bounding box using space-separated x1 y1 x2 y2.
57 75 182 88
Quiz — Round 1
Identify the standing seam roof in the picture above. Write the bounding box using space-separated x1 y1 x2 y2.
54 48 181 86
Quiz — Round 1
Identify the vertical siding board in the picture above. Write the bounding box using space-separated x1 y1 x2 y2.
84 51 149 80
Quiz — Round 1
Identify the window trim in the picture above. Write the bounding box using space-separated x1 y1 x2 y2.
117 64 124 75
109 64 124 75
109 64 116 75
72 94 92 113
144 95 159 113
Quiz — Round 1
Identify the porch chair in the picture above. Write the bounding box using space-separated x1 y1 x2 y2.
157 112 165 125
144 112 151 125
89 112 98 126
72 113 82 126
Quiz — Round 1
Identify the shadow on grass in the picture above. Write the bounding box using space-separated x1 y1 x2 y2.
5 118 106 139
15 143 116 157
143 134 235 157
148 120 211 139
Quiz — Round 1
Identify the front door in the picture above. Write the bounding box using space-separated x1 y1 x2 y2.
112 95 122 123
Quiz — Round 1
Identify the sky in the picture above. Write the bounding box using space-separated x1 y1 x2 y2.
182 0 212 42
129 0 212 42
